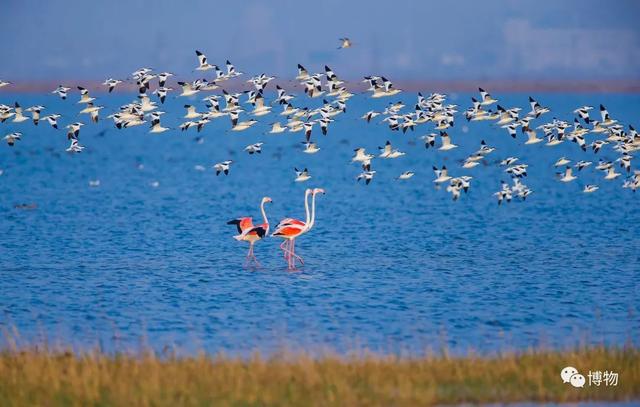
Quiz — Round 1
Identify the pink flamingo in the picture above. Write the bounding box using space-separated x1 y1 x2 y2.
227 196 272 266
272 194 310 268
274 188 311 262
272 188 324 269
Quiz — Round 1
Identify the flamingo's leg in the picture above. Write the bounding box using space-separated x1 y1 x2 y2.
279 239 292 267
244 242 254 267
286 240 296 259
287 240 294 270
285 240 292 260
251 244 262 268
244 245 250 267
283 240 298 263
280 240 291 260
290 239 304 266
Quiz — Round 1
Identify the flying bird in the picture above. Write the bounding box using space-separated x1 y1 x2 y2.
294 167 311 182
338 37 352 49
213 160 233 176
103 78 122 93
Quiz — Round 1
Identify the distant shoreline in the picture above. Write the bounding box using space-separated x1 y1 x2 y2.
2 79 640 94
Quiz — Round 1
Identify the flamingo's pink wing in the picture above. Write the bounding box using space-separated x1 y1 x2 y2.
273 224 305 237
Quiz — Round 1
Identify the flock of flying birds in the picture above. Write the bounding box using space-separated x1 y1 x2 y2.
1 42 640 207
2 38 639 268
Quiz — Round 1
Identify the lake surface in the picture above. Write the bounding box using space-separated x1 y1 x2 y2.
0 91 639 356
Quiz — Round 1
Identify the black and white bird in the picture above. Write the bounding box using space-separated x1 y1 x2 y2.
357 170 376 185
500 157 519 166
557 166 577 182
0 104 13 122
616 154 633 173
52 85 71 100
177 81 200 97
361 110 380 123
66 122 84 140
432 165 452 184
494 181 513 205
447 176 473 200
183 104 201 119
574 106 593 123
371 76 402 98
3 132 21 146
152 87 172 104
528 97 550 117
25 105 45 125
157 72 174 87
591 140 608 153
250 92 271 116
244 142 263 154
12 103 29 123
79 102 104 123
275 86 295 105
229 111 258 131
103 78 122 93
603 166 621 180
66 139 85 153
599 104 616 126
438 131 458 151
295 64 310 81
523 126 543 144
294 167 311 182
77 86 95 104
396 171 415 180
505 164 528 178
421 133 436 149
213 160 233 176
225 60 243 79
475 140 495 155
352 148 374 169
478 87 498 105
502 123 519 139
149 112 170 133
269 122 286 134
378 140 405 158
195 50 216 71
302 141 320 154
575 160 592 171
463 154 482 169
338 37 352 49
318 118 333 136
41 114 61 129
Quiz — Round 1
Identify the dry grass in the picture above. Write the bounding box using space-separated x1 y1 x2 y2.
0 346 637 406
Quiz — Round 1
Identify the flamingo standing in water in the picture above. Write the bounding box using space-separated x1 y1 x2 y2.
273 188 311 266
272 188 325 269
227 196 272 266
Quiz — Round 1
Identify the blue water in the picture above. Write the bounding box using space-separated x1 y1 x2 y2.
0 91 639 356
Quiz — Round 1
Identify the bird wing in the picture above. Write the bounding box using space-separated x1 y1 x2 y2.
227 217 253 234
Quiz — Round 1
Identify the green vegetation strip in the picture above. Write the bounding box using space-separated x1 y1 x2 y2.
0 347 637 406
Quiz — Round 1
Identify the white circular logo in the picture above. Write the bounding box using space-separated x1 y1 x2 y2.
570 373 586 388
561 366 578 383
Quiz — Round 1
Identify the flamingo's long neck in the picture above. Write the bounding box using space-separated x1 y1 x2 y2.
303 190 311 226
260 200 269 233
307 192 317 231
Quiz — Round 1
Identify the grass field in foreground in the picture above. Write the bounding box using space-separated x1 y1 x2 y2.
0 346 638 406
